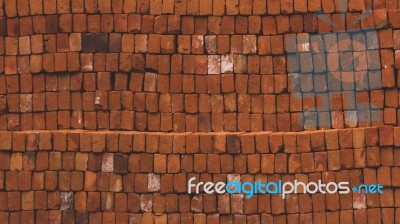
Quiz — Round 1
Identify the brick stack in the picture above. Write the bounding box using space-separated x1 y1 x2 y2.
0 128 398 223
1 0 400 223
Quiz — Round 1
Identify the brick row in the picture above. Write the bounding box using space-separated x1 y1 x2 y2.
1 10 400 37
1 53 284 74
0 187 399 212
1 81 400 131
0 148 399 174
2 91 396 115
0 72 397 94
2 89 399 112
3 29 400 54
2 51 399 75
0 127 397 152
0 167 399 222
0 107 398 132
2 168 399 190
3 31 399 55
2 0 400 17
0 71 396 94
0 171 399 210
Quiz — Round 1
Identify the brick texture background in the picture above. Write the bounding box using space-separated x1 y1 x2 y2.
0 128 399 223
1 0 400 223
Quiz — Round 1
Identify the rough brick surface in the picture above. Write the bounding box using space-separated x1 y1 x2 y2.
1 0 400 223
0 4 399 132
0 129 396 223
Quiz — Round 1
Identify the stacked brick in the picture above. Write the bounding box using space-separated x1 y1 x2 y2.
1 0 400 223
1 0 400 131
0 127 399 223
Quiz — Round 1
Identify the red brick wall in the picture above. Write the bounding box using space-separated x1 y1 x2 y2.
1 0 400 223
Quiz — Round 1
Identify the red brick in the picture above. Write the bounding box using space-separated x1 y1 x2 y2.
379 126 394 146
365 127 379 146
374 9 388 28
327 151 341 170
